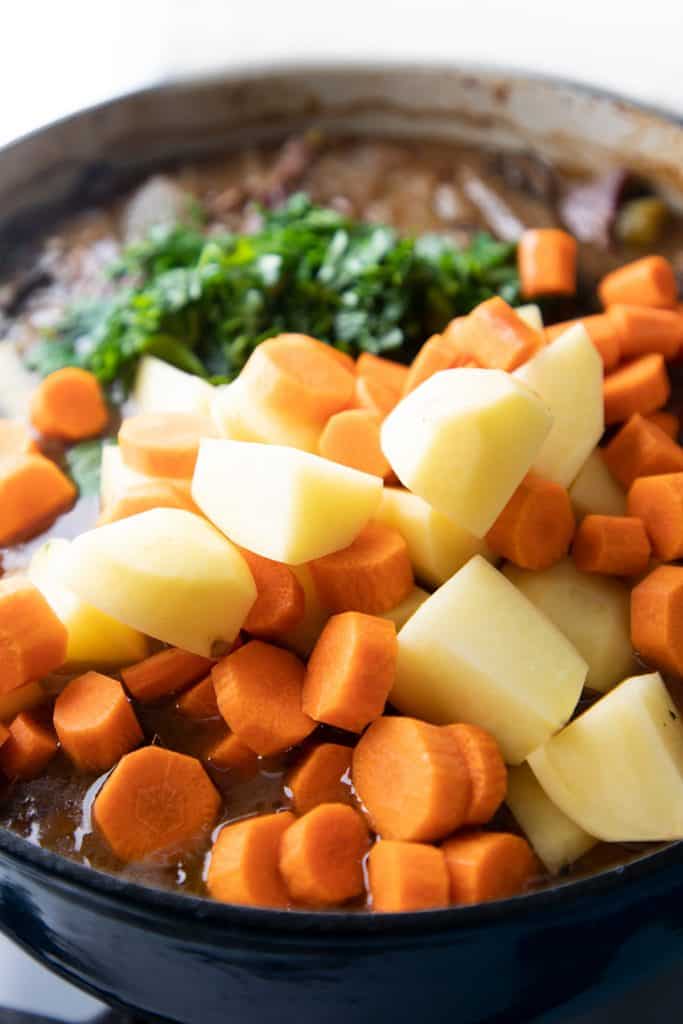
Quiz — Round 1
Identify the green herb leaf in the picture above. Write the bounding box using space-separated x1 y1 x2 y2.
65 440 106 497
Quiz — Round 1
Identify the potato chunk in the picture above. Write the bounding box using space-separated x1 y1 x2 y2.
569 449 626 519
393 555 587 763
381 368 552 537
100 444 193 510
211 377 321 452
133 356 214 417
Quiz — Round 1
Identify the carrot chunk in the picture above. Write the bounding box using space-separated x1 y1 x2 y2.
286 743 354 814
545 315 620 370
628 473 683 560
402 333 474 395
212 640 315 755
646 411 679 439
631 565 683 675
0 712 58 780
30 368 108 441
309 522 414 615
603 414 683 488
352 717 471 842
206 812 295 907
94 746 220 863
53 671 143 772
279 803 369 907
356 352 409 394
445 297 543 371
303 611 397 732
121 648 213 703
367 840 450 912
98 481 199 525
485 472 575 570
240 549 305 638
608 305 683 361
442 831 539 905
443 724 507 826
118 412 215 479
176 675 220 720
0 419 38 458
603 354 670 425
0 682 48 723
572 514 651 576
599 255 678 310
206 731 258 772
0 578 67 695
518 228 577 298
354 374 400 419
319 409 391 479
0 453 76 545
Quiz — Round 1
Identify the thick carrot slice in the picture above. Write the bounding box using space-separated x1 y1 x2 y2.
53 671 143 772
303 611 397 732
518 228 577 298
94 746 221 863
0 712 58 780
603 353 670 425
647 411 679 439
545 315 621 370
603 413 683 488
572 514 651 576
445 297 543 371
121 648 214 703
30 368 108 441
319 409 391 479
118 412 215 479
308 338 356 375
402 333 474 395
443 724 507 826
0 419 37 458
0 578 67 695
206 812 295 907
485 472 575 570
628 473 683 560
309 522 414 615
631 565 683 675
367 840 450 912
206 731 258 772
279 803 369 906
240 549 305 638
0 682 47 722
98 481 198 525
175 675 219 720
212 640 315 756
352 717 471 842
442 831 539 905
599 255 678 310
608 305 683 361
285 743 354 814
356 352 409 394
0 453 76 545
354 374 400 419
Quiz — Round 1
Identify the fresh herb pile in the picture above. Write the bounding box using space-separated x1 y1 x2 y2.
27 193 519 393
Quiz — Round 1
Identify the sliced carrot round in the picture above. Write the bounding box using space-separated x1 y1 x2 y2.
98 481 198 525
0 453 76 546
279 802 369 906
206 812 295 907
443 723 507 826
175 675 220 720
54 671 143 772
354 374 400 418
121 648 214 703
0 578 68 695
442 831 539 905
241 549 306 638
367 839 450 912
30 367 108 441
356 353 409 394
0 712 58 781
572 514 651 576
628 472 683 560
206 730 258 772
518 228 577 299
286 742 354 815
118 412 215 479
319 409 391 478
486 472 575 570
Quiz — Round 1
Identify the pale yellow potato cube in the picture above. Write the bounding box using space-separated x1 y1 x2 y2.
513 323 603 487
192 440 383 564
506 763 597 874
393 555 587 764
529 672 683 842
100 444 193 510
280 564 330 657
381 368 552 537
211 376 321 452
514 304 544 333
133 356 214 417
569 449 627 519
63 509 256 657
504 560 637 693
380 587 430 631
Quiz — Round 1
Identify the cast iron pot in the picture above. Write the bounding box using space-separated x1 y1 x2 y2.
1 66 683 1024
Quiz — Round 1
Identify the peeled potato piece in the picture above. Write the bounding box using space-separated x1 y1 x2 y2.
133 356 214 417
569 449 627 520
211 377 322 453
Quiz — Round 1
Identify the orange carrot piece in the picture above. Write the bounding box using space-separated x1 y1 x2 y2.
518 228 577 298
212 640 315 756
445 297 543 371
309 522 414 615
30 368 108 441
240 549 305 638
94 746 220 863
544 315 621 370
367 840 450 912
98 481 199 525
608 304 683 361
603 353 670 425
175 675 220 720
443 724 507 826
285 743 354 814
599 255 678 310
572 514 651 576
303 611 397 732
352 717 471 842
279 803 369 907
118 412 214 479
631 565 683 675
206 730 258 772
647 411 679 439
206 812 295 907
356 352 409 394
402 333 474 395
319 409 391 479
603 413 683 488
354 374 400 419
485 472 575 570
0 682 48 722
0 712 58 780
442 831 539 905
0 419 38 458
0 453 76 545
53 671 143 772
628 473 683 560
121 648 214 703
0 578 67 695
308 338 356 375
0 723 8 750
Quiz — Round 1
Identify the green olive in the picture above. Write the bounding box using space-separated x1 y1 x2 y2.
615 196 669 247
